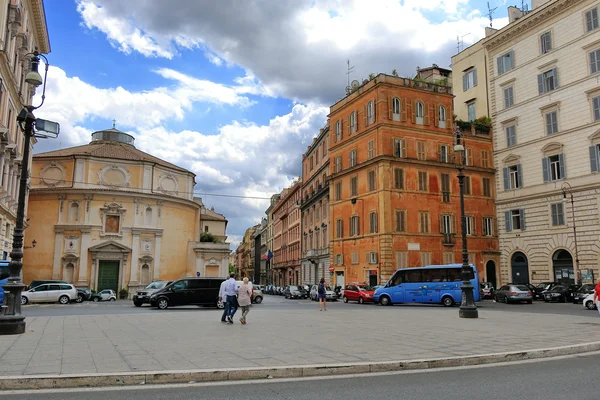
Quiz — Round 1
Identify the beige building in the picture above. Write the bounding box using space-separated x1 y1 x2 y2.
0 0 50 261
483 0 600 284
23 127 231 295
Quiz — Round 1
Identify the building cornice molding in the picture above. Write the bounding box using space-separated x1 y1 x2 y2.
28 0 50 53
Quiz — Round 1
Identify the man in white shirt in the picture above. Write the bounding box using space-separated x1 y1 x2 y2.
218 279 228 323
223 272 238 324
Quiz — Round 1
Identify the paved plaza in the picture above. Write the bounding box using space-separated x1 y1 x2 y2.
0 300 599 376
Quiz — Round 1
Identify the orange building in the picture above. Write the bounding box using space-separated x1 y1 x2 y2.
271 180 302 285
328 74 499 289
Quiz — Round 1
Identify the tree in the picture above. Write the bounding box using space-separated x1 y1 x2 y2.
392 69 398 77
228 264 235 274
200 232 220 243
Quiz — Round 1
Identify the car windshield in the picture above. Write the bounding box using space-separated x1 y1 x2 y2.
289 286 299 291
577 285 593 293
145 282 167 289
358 286 374 291
553 285 566 291
536 283 551 289
515 285 530 291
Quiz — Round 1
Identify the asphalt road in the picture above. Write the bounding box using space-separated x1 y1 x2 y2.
21 294 599 317
0 352 597 399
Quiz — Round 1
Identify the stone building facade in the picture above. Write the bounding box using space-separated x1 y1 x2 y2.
271 180 301 286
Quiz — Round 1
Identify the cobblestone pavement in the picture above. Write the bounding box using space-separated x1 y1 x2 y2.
0 302 599 376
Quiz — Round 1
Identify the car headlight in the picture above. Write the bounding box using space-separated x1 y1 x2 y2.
551 293 560 296
150 295 157 299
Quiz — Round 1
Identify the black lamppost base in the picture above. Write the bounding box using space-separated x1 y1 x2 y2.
0 282 27 335
0 318 25 335
459 306 479 319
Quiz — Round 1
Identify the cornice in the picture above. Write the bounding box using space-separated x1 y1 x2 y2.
28 0 50 53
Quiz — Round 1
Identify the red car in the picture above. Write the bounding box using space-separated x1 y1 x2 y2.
342 284 375 304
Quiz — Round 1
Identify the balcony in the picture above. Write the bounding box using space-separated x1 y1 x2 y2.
303 248 327 258
442 233 455 246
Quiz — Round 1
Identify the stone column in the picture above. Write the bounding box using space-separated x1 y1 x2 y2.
52 230 64 279
5 165 12 198
11 168 17 200
0 152 5 189
153 233 162 279
130 231 140 284
90 256 98 290
58 195 66 224
156 201 163 228
78 229 91 285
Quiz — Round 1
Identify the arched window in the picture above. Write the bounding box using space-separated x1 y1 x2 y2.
350 111 357 133
68 202 79 223
145 207 153 226
392 97 401 121
141 264 150 285
64 263 75 283
416 101 424 121
367 100 375 124
438 106 447 128
5 223 10 238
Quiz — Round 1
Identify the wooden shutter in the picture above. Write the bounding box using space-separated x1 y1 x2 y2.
503 167 510 190
542 158 550 182
434 104 440 127
410 100 416 124
590 146 599 172
516 164 523 188
364 104 368 127
424 102 430 125
552 67 558 88
451 215 456 234
473 69 478 86
388 96 393 120
509 50 515 69
537 73 545 94
519 209 526 230
463 74 468 91
400 97 408 122
497 56 505 75
348 114 351 132
559 153 566 178
504 211 512 232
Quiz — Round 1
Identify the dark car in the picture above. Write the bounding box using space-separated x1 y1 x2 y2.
495 284 533 304
533 282 559 300
544 284 580 302
75 287 92 303
133 281 172 307
28 280 67 290
480 282 495 299
573 284 595 304
149 277 225 310
284 285 307 299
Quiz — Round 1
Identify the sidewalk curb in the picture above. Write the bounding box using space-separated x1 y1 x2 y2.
2 341 600 390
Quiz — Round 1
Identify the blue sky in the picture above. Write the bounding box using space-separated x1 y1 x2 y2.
38 0 521 245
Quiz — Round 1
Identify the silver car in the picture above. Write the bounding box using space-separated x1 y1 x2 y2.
494 284 533 304
21 283 77 305
310 285 338 301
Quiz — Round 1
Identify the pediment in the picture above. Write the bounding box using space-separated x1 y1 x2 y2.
540 141 563 154
502 154 521 165
589 129 600 143
88 240 131 253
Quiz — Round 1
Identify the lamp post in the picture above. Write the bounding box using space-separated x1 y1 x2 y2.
561 182 580 285
0 51 59 335
453 128 478 319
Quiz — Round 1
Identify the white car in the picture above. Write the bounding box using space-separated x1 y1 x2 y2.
309 285 338 301
92 289 117 302
21 283 77 305
583 293 598 310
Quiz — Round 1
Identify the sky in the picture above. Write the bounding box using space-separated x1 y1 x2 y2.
35 0 520 247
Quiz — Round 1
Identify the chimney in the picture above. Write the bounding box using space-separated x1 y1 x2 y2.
531 0 551 9
485 27 498 37
507 6 524 23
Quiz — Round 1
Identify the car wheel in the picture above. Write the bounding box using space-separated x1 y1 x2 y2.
254 296 263 304
358 297 364 304
585 300 595 310
134 301 142 307
157 298 169 310
76 295 84 303
21 296 28 305
217 300 224 309
494 295 499 302
110 298 116 302
442 296 454 307
343 296 348 303
92 297 99 302
527 300 533 304
505 296 510 304
59 295 70 305
379 296 391 306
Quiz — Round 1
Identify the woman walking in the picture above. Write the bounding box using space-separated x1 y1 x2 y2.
238 277 252 324
318 278 327 311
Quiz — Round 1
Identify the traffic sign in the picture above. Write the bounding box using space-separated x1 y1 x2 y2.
328 266 334 273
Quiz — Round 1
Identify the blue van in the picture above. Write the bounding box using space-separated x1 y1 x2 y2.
373 264 481 306
0 261 10 305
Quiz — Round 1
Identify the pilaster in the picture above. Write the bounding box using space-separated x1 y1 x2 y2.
130 232 140 284
52 230 63 279
77 229 91 284
153 232 162 279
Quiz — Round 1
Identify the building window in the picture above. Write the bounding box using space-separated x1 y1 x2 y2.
396 252 408 268
443 252 454 264
503 164 522 190
586 7 599 32
482 177 492 197
350 176 358 196
551 203 566 226
415 101 424 125
350 215 359 236
438 106 446 128
538 68 558 94
505 209 525 232
420 252 431 267
593 96 600 121
590 144 600 172
419 211 429 233
417 141 426 160
543 154 565 182
481 150 490 168
504 86 514 108
590 49 600 74
368 170 376 191
204 226 209 232
336 120 342 142
394 168 404 189
462 69 477 91
350 111 357 133
336 254 343 265
335 182 342 200
368 140 375 159
465 148 473 166
336 219 343 238
497 50 514 74
392 97 401 120
483 217 494 236
540 32 552 54
466 216 475 236
369 212 378 233
68 202 79 223
467 102 476 121
545 111 559 135
439 144 449 163
506 125 517 147
4 223 9 238
145 207 153 225
418 171 428 191
351 252 359 264
441 173 450 203
441 214 453 234
464 176 472 195
335 156 342 172
367 100 375 124
395 210 406 232
394 138 406 158
349 149 357 167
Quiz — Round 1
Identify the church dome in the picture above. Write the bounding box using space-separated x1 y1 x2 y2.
90 127 135 147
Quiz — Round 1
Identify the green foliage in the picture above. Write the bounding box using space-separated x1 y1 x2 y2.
391 69 398 77
119 288 128 299
200 232 220 243
229 263 235 274
368 73 376 80
456 119 472 130
473 116 492 133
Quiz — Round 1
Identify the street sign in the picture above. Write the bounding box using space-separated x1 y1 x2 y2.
328 266 334 273
196 271 200 277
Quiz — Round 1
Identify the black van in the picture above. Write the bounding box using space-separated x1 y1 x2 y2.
149 277 226 310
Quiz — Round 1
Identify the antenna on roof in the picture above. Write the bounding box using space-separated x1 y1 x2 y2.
112 119 116 129
487 2 498 28
456 33 470 53
346 59 355 91
521 0 529 12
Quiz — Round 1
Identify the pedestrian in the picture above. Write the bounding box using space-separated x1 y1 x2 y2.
223 272 238 324
594 278 600 316
238 277 252 324
318 278 327 311
218 279 228 323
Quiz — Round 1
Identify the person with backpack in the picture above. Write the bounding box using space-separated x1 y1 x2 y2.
318 278 327 311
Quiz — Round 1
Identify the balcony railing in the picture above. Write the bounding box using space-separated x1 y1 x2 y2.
442 233 455 246
303 248 327 258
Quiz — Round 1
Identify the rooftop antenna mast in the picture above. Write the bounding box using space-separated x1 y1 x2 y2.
456 33 470 53
521 0 529 12
487 2 498 28
346 59 355 88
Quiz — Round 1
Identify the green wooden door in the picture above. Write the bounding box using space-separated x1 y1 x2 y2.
98 261 120 292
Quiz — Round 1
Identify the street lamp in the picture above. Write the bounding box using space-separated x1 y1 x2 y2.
0 51 59 335
453 128 478 319
561 182 580 285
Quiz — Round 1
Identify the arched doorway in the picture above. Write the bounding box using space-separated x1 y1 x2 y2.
552 249 574 284
511 252 529 284
485 260 497 289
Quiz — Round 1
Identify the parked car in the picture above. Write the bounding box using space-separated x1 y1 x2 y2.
309 285 338 301
284 285 307 299
28 279 67 290
133 281 172 307
21 283 78 305
583 293 598 310
342 284 375 304
0 261 9 306
75 287 92 303
252 285 264 304
573 284 595 304
543 284 580 302
480 282 495 299
533 282 559 300
150 277 225 310
91 289 117 302
494 284 533 304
